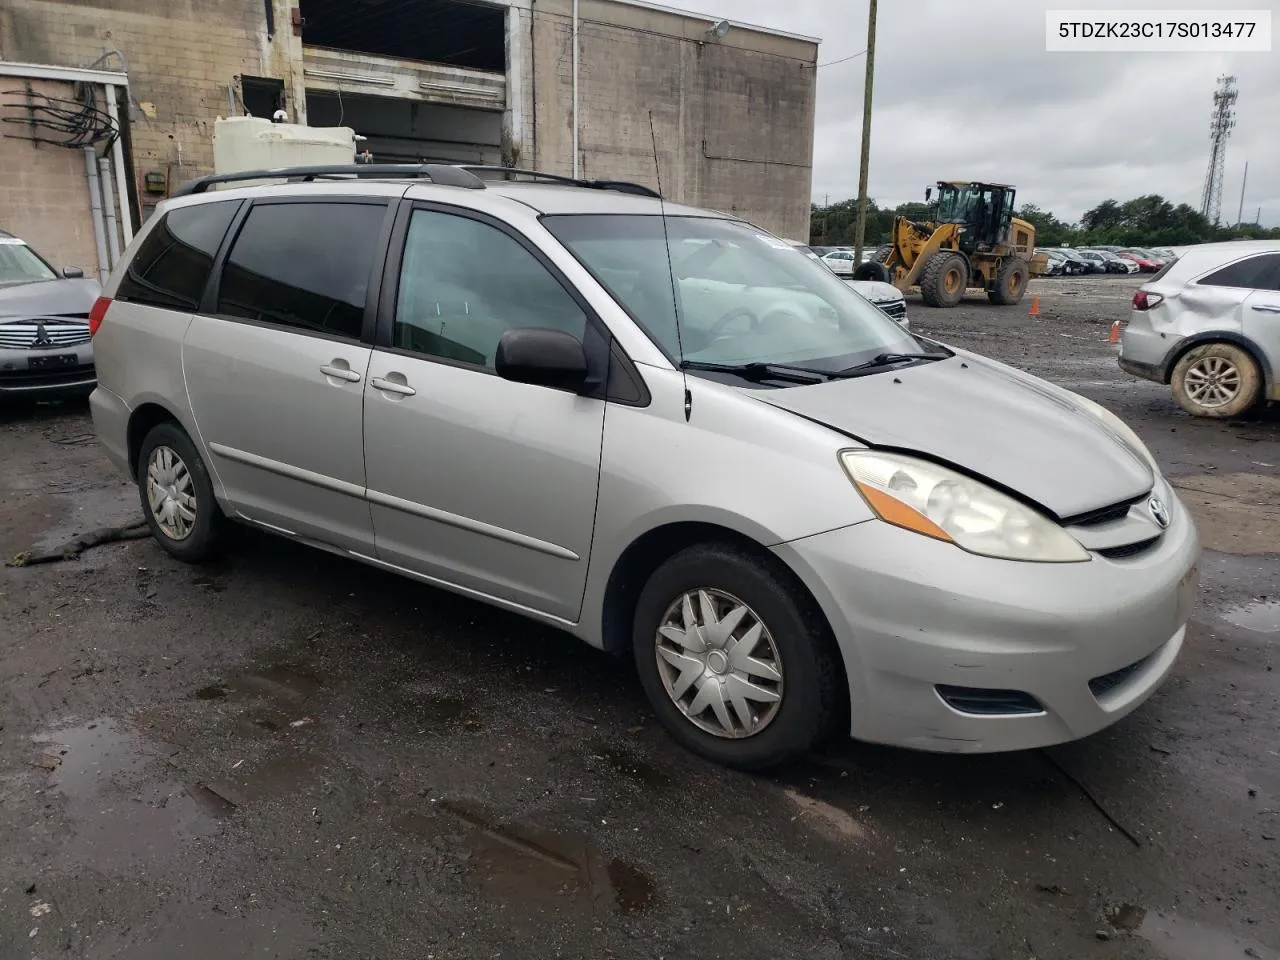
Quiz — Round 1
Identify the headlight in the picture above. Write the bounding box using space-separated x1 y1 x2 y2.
840 451 1090 563
1069 394 1159 471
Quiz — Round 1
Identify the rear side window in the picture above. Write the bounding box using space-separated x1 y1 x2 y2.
116 202 238 309
1198 253 1280 291
216 202 386 339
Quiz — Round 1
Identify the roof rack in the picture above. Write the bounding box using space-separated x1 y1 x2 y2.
171 163 487 197
171 162 662 200
457 165 662 199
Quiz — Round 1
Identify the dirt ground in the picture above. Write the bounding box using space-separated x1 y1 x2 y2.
2 274 1277 960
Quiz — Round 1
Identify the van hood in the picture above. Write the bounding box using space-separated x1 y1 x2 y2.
846 279 902 304
756 351 1154 519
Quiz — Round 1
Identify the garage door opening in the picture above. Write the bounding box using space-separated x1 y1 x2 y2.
299 0 507 72
305 91 502 164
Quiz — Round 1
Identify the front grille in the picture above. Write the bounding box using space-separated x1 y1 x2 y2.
1089 652 1156 700
1063 492 1149 528
0 317 91 350
878 301 907 320
936 685 1044 716
0 362 95 387
1098 537 1161 560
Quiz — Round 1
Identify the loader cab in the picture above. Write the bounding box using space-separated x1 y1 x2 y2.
933 181 1016 251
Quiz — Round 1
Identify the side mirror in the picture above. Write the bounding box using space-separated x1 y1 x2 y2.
924 187 933 203
494 328 589 392
62 266 85 279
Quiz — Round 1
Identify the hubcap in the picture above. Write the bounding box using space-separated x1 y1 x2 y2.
654 589 784 739
1184 356 1241 409
146 445 197 541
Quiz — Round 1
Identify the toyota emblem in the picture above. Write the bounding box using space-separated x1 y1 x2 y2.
1148 496 1171 529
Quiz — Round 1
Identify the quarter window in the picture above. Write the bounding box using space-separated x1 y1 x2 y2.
1198 254 1280 291
115 201 238 309
393 209 587 368
217 202 386 339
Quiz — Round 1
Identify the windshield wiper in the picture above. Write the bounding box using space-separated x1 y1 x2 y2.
839 351 950 374
679 360 832 384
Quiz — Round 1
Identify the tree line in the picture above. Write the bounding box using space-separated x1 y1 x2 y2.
810 193 1280 248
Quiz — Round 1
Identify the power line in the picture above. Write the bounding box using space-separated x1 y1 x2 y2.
817 49 866 68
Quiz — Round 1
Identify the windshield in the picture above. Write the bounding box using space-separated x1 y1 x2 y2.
935 184 981 223
543 215 922 373
0 239 58 285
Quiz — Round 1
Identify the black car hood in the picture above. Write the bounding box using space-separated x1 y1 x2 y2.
0 278 101 319
756 351 1154 519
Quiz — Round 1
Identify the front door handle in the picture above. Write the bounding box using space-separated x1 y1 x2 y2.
320 362 362 383
1250 304 1280 313
371 376 417 397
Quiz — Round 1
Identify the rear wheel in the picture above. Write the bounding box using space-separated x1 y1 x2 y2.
918 252 968 308
632 543 843 770
1170 343 1263 419
988 258 1030 305
136 422 225 562
853 260 892 283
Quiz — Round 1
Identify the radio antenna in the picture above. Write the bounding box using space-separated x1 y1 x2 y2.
649 111 692 421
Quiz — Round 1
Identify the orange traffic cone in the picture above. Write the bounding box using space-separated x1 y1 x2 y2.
1108 320 1122 344
1028 296 1040 317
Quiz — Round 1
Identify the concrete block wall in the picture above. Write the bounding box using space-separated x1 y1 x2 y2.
0 78 102 275
0 0 288 207
527 0 817 239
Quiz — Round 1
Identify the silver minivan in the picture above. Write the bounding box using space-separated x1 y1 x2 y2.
1120 240 1279 418
89 165 1199 769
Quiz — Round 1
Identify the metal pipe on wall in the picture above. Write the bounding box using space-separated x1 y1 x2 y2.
99 156 121 266
83 147 111 284
571 0 579 178
103 84 134 244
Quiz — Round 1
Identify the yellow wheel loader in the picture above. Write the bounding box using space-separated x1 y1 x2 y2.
854 181 1049 308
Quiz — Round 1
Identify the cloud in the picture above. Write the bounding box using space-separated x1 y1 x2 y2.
668 0 1279 225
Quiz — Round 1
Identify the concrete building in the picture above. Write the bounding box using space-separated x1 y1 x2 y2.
0 0 818 274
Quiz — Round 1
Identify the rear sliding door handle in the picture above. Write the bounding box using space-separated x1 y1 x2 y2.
1250 304 1280 313
371 376 417 397
320 363 362 383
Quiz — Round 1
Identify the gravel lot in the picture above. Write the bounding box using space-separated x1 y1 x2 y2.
2 274 1277 960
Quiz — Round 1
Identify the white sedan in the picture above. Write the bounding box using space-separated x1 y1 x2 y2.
820 250 857 276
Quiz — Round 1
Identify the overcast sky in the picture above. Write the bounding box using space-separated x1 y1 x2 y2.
668 0 1279 226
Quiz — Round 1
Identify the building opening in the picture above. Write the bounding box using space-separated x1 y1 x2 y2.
299 0 507 72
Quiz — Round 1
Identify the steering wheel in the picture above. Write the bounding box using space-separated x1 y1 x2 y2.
705 306 760 341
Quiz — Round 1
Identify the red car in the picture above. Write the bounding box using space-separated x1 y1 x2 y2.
1117 250 1160 272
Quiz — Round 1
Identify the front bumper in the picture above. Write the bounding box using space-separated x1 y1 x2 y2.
0 342 95 396
774 493 1199 753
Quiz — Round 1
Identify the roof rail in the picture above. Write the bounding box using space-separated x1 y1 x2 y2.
457 165 662 199
171 162 487 197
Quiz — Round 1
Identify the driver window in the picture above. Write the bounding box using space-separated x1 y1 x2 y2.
394 209 588 368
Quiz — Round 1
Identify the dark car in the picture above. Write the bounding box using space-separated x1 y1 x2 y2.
0 231 100 399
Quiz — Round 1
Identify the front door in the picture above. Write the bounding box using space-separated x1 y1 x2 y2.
183 198 391 552
362 205 606 622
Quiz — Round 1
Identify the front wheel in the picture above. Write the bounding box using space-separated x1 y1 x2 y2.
989 258 1030 305
1170 343 1263 419
918 252 968 308
632 544 844 769
136 422 225 562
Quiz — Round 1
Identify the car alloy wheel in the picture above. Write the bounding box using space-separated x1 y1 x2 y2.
146 445 198 540
1182 355 1241 409
654 588 784 738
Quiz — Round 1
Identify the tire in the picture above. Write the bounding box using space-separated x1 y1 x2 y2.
853 260 892 283
136 421 225 563
988 258 1030 305
872 243 893 264
632 543 843 770
1170 343 1263 419
918 251 968 308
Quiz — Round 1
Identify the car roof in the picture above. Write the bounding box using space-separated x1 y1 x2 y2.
1155 239 1280 280
159 176 729 221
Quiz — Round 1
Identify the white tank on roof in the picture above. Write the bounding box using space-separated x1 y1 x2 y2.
213 116 358 176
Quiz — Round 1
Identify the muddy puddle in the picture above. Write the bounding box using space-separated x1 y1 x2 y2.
1222 599 1280 634
396 800 657 918
1137 909 1278 960
32 718 229 870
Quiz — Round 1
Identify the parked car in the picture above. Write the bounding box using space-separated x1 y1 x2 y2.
0 230 100 399
1117 251 1160 272
1059 249 1106 274
89 164 1199 769
1039 249 1087 276
789 242 909 327
1081 249 1139 274
1120 240 1279 418
1037 250 1069 277
820 249 857 276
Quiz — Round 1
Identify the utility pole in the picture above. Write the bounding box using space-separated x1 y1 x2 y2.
852 0 877 267
1236 161 1248 226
